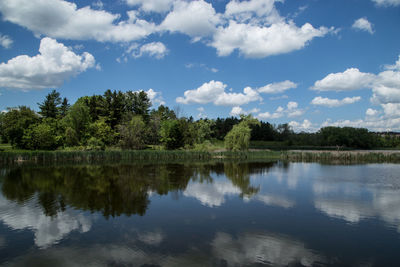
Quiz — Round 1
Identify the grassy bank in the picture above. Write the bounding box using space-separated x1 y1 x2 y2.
283 150 400 163
0 150 281 164
1 149 400 164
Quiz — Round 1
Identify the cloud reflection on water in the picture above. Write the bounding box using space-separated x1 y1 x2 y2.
0 194 92 248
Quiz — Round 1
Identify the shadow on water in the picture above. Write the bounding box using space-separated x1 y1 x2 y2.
0 161 278 219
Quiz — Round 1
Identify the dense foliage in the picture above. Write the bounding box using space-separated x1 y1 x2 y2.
0 90 398 151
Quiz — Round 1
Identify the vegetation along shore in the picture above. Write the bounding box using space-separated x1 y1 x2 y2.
1 89 399 162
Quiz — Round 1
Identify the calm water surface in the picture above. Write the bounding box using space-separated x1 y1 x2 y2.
0 161 399 266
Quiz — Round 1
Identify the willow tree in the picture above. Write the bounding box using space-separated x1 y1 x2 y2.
224 115 260 151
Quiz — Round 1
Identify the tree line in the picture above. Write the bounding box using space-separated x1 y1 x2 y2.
0 89 398 151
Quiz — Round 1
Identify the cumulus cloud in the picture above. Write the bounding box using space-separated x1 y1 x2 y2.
125 0 174 13
160 0 221 39
352 18 374 34
215 86 262 106
211 20 331 58
224 0 282 24
258 80 297 94
381 103 400 118
0 0 156 42
0 194 92 248
145 88 165 106
321 117 400 132
176 81 262 106
230 106 260 116
0 33 13 49
257 101 304 120
133 42 168 59
311 68 376 91
289 119 315 132
372 0 400 6
184 180 241 207
311 96 361 107
0 37 95 90
312 55 400 113
366 108 378 116
371 66 400 104
176 80 226 105
0 0 333 59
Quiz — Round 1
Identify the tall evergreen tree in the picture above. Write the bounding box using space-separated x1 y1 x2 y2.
59 97 70 118
38 90 62 119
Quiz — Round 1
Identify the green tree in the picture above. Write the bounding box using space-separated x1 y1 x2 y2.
118 116 147 149
126 91 151 121
22 121 61 150
63 101 91 146
59 97 70 118
160 120 184 150
38 90 62 119
0 112 7 143
89 118 116 146
2 106 39 148
224 115 260 151
195 119 214 144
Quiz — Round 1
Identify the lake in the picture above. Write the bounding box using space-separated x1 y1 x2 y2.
0 161 399 266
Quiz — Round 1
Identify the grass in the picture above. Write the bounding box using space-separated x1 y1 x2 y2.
283 150 400 163
1 142 399 164
0 149 281 164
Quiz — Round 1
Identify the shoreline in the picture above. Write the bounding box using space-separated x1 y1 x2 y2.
1 149 400 164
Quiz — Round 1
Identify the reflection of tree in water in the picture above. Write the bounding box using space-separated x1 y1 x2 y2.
1 161 277 218
223 162 276 198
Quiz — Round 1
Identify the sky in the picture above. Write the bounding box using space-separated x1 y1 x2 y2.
0 0 399 132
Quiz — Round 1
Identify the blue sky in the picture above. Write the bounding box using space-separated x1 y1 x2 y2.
0 0 399 132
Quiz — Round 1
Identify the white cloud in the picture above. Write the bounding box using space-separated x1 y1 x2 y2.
145 88 165 106
184 180 241 207
384 55 400 71
211 20 331 58
160 0 221 39
311 56 400 119
257 101 304 120
224 0 282 24
230 106 260 116
366 108 378 116
289 119 315 132
214 86 262 106
257 107 284 120
311 68 375 91
381 103 400 118
0 194 92 248
176 81 262 106
258 80 297 94
287 101 298 110
371 68 400 104
133 42 168 59
372 0 400 7
0 0 157 42
321 117 400 132
125 0 174 13
0 33 13 49
352 18 374 34
311 96 361 107
176 80 226 105
0 37 95 90
230 106 245 116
